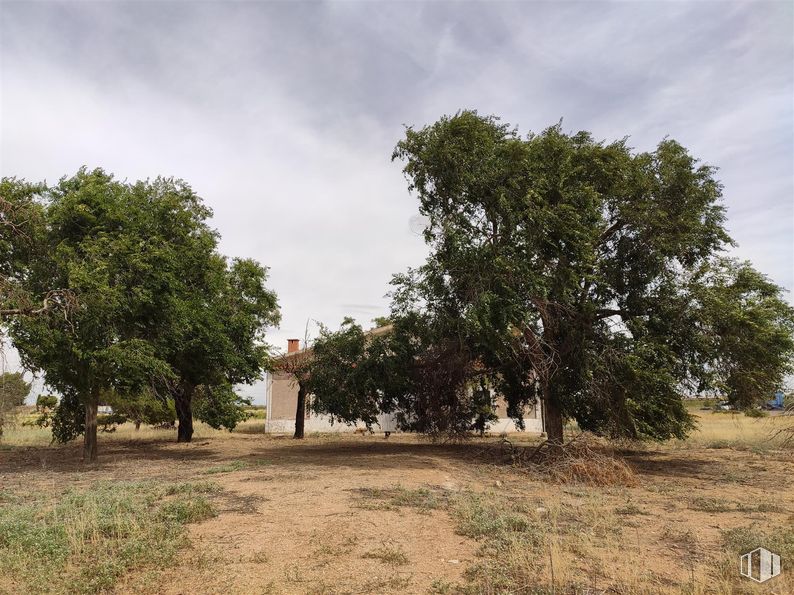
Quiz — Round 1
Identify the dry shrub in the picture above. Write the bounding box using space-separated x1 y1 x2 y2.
503 433 637 487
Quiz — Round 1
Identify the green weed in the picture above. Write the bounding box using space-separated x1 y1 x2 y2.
202 460 248 474
362 545 409 566
0 481 218 594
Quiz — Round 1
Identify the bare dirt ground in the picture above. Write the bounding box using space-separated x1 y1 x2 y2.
1 413 793 594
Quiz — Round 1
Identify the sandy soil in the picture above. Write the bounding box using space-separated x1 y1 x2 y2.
1 424 793 594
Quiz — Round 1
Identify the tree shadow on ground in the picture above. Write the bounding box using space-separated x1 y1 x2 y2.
0 435 510 476
622 450 717 480
0 433 761 486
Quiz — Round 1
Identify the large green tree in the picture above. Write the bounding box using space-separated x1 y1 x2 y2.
1 178 75 321
156 252 280 443
103 177 280 442
0 371 32 438
0 372 31 408
7 169 176 460
304 319 379 428
6 169 280 457
273 342 313 439
304 316 495 438
695 259 794 408
389 111 794 444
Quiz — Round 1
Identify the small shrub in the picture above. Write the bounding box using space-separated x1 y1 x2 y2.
250 550 269 563
203 460 248 474
689 496 732 512
453 494 535 540
735 502 784 514
157 499 216 524
352 486 448 512
362 545 409 566
721 524 794 559
538 436 637 487
245 407 267 420
743 408 767 418
614 503 647 516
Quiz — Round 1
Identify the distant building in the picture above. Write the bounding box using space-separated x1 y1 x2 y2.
264 326 544 435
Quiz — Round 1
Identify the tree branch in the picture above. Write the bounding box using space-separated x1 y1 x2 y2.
0 289 77 319
598 219 624 245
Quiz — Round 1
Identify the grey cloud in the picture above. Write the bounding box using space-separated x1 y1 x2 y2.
2 1 792 402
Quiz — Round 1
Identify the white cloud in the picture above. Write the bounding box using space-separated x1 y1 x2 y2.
2 1 792 403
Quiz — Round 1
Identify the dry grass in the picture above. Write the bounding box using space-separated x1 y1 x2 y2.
542 435 637 487
673 409 791 451
1 413 264 448
490 432 638 486
0 481 218 595
361 544 410 566
0 409 792 594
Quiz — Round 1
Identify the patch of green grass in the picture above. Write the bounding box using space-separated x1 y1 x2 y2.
362 545 409 566
356 488 552 591
721 524 794 558
353 486 447 513
734 502 784 514
449 492 550 592
429 578 459 594
250 550 270 563
157 498 216 524
688 496 733 513
0 481 218 594
614 503 648 516
202 460 248 474
743 408 768 418
716 524 794 587
452 494 536 540
163 481 221 495
0 489 23 505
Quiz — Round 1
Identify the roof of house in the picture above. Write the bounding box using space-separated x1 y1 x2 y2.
278 324 393 361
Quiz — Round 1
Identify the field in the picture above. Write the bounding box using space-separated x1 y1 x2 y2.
1 410 792 594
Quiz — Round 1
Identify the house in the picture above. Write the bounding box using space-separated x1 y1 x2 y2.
264 326 544 435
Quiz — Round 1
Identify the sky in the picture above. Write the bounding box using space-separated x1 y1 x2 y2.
1 1 793 403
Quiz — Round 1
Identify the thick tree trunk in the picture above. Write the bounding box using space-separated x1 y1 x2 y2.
83 391 99 463
294 381 306 439
175 382 194 443
542 384 564 446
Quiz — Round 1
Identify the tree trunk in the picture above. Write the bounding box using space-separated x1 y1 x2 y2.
175 382 194 443
134 420 141 431
83 390 99 463
294 381 306 439
542 384 564 446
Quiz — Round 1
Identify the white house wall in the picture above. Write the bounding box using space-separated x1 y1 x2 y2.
264 413 543 435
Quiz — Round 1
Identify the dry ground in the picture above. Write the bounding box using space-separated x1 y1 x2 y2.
1 411 792 594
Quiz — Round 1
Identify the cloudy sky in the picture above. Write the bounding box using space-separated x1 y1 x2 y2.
2 1 792 402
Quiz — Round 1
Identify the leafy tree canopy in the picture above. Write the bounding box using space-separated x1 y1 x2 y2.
381 111 793 443
5 168 280 457
0 371 31 409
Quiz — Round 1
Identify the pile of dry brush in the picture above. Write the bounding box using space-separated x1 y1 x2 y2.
496 433 638 487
